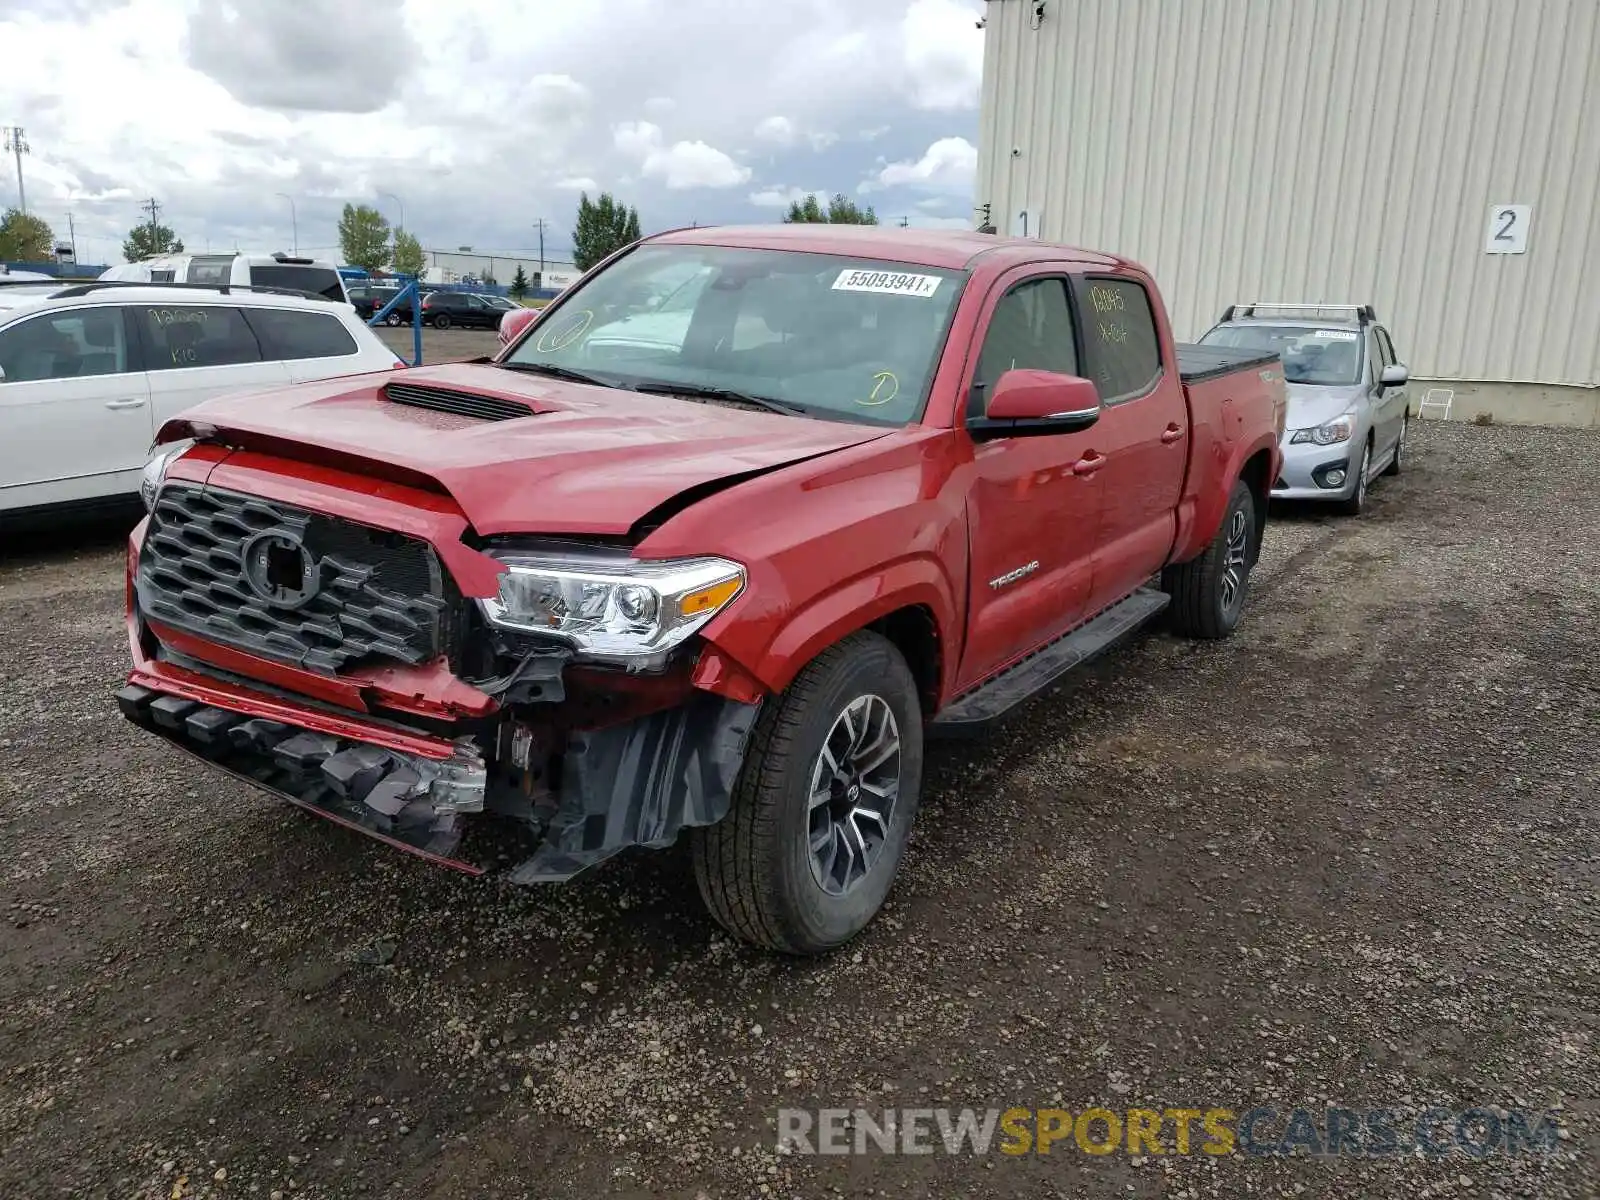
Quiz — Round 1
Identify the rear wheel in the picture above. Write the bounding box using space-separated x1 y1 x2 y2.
385 312 402 327
691 631 923 955
1163 478 1256 640
433 313 452 330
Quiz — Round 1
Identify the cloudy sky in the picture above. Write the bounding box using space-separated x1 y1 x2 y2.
1 0 986 266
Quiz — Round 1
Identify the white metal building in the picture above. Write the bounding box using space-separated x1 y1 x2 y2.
974 0 1600 424
421 248 580 291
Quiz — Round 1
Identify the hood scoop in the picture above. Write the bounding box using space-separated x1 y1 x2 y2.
382 380 536 422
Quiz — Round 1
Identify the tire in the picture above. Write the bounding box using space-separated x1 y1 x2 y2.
385 312 402 327
1163 478 1257 640
1382 414 1406 477
1336 437 1371 516
691 630 924 955
433 313 452 330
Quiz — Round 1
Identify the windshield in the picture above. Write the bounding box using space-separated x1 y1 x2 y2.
1200 322 1365 386
502 244 966 425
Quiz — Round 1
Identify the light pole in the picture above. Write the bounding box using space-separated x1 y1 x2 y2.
275 192 297 255
3 126 27 214
378 190 404 234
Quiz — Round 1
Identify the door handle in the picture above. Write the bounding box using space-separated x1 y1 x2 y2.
1072 451 1106 476
105 398 146 410
1160 423 1184 444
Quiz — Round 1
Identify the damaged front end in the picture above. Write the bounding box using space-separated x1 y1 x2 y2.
120 468 764 882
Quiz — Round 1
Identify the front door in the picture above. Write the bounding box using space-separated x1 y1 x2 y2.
1373 325 1409 461
959 273 1105 689
1072 275 1189 612
0 306 153 511
129 301 291 430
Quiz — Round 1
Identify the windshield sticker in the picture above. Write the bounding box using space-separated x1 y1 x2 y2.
1313 329 1359 341
535 309 593 352
832 269 941 298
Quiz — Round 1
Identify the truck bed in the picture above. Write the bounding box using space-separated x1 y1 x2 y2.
1175 343 1280 383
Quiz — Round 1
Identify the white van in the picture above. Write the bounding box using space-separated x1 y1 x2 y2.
101 252 351 305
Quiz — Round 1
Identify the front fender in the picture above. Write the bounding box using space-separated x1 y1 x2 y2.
705 555 960 700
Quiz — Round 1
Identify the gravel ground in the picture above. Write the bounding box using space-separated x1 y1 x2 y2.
1 420 1596 1199
374 326 501 365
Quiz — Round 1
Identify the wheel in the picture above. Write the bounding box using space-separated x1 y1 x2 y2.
433 313 452 330
1382 414 1407 476
1163 478 1256 640
691 631 924 955
1336 437 1371 516
384 312 402 327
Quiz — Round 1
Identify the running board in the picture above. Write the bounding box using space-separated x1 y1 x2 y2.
929 587 1171 735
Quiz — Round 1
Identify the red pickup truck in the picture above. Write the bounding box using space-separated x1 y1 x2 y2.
118 225 1285 954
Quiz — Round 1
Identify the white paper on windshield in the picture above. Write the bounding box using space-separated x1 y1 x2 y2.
832 269 942 298
1313 329 1359 341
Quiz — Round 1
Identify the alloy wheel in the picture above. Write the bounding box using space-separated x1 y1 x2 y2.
807 694 902 897
1220 506 1250 617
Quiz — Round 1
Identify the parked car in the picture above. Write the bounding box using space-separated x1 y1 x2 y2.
497 304 538 345
1198 303 1409 515
0 281 403 522
117 225 1285 954
101 252 351 306
419 290 505 330
346 283 400 321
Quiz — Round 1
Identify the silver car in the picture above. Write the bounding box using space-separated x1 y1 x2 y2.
1198 304 1410 515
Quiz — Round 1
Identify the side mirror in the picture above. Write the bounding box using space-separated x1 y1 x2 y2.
969 369 1101 440
497 306 539 347
1380 363 1408 387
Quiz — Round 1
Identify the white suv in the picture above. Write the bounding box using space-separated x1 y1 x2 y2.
0 281 403 520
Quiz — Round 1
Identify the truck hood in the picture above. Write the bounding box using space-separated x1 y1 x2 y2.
1285 382 1365 432
165 363 894 536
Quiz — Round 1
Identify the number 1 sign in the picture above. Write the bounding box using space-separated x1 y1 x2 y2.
1485 204 1531 254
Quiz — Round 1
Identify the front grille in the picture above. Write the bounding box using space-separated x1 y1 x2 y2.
138 484 450 673
382 380 533 422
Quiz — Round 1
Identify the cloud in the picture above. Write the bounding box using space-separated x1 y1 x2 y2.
614 121 750 190
185 0 421 114
754 116 796 146
863 136 977 193
748 186 824 209
0 0 984 265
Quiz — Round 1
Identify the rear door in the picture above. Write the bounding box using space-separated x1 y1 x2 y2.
0 306 152 510
958 270 1105 689
132 301 291 427
244 305 369 383
1070 274 1188 612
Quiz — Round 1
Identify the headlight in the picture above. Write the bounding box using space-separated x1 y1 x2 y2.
140 438 196 511
1290 413 1355 446
478 543 745 670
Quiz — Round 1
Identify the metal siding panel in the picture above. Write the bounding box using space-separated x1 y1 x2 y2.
974 0 1599 386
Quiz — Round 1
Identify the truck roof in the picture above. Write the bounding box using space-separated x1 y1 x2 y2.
648 223 1123 272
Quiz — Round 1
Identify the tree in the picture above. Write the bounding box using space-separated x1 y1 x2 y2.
123 220 184 262
509 265 529 299
0 208 53 261
391 227 424 277
782 192 878 225
573 192 642 271
338 203 391 273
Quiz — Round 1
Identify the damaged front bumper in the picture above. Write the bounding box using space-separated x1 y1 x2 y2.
117 671 760 881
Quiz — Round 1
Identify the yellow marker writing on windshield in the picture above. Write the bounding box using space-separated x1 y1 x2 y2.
859 370 899 406
536 309 593 353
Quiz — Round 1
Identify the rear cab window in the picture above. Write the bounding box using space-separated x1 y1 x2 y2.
245 308 358 361
249 264 348 303
1076 277 1163 402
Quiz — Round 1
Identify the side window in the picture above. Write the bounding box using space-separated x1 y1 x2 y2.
970 277 1078 418
1375 327 1397 366
1079 278 1162 402
1366 334 1383 384
186 255 234 286
249 264 346 303
0 309 131 382
139 305 263 370
246 308 359 361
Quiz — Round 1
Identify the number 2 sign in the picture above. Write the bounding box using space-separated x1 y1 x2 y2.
1485 204 1531 254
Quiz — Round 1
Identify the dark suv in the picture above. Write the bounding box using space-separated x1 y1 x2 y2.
419 291 504 330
